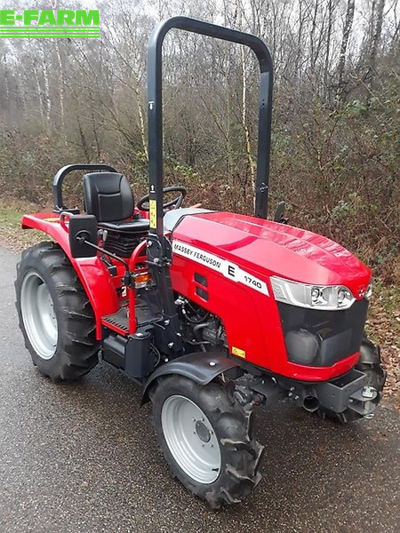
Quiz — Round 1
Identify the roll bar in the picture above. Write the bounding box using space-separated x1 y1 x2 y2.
52 163 118 212
147 16 273 238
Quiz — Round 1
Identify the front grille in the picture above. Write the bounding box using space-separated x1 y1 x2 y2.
277 299 368 367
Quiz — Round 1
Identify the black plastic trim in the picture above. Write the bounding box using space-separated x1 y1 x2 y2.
195 286 209 301
194 272 208 287
141 351 238 403
277 299 369 367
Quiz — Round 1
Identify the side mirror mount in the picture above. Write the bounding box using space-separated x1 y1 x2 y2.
68 215 98 258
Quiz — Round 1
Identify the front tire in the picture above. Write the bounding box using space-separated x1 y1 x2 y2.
15 242 99 380
151 375 264 509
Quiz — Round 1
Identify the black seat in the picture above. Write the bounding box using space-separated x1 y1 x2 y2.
83 172 149 233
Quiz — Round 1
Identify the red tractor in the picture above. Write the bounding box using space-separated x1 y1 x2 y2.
15 17 385 508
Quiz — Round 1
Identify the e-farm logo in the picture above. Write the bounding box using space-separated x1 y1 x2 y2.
0 9 100 38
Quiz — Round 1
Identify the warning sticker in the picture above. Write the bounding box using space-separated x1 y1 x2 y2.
172 240 269 296
232 346 246 358
149 199 157 229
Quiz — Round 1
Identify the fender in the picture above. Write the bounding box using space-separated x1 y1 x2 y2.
141 351 239 404
21 213 120 339
359 338 381 366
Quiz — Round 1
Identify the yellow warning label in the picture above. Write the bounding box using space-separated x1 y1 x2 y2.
44 217 60 222
149 199 157 229
232 346 246 358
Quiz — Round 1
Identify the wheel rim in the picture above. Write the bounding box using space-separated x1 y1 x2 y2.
20 271 58 360
161 394 221 484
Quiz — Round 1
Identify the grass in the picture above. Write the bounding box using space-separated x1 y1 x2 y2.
0 196 398 407
0 197 50 250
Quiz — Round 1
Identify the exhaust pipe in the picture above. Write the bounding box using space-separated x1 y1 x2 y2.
302 395 320 413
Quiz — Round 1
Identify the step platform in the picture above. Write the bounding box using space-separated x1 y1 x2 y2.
101 300 157 335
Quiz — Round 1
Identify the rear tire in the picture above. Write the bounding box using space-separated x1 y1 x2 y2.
151 375 264 509
15 241 99 380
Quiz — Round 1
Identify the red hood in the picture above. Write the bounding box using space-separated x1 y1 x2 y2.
172 211 371 299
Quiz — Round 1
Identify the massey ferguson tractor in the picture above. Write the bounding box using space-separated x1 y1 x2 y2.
15 17 386 508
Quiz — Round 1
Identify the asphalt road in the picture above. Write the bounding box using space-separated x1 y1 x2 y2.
1 244 400 533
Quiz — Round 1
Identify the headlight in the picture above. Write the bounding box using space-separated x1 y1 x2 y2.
270 276 356 310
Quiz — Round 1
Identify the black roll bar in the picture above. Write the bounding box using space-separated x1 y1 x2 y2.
147 16 273 238
52 163 118 212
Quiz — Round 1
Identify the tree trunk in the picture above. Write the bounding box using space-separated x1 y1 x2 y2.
55 40 65 134
324 0 334 100
40 43 51 125
34 63 44 126
241 45 255 199
368 0 386 84
336 0 355 102
310 0 320 74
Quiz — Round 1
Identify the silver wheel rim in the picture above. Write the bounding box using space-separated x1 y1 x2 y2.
161 394 221 484
20 271 58 360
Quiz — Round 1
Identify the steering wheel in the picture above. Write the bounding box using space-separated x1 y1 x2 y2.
137 186 187 212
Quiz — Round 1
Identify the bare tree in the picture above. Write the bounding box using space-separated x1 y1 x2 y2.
367 0 386 84
336 0 355 101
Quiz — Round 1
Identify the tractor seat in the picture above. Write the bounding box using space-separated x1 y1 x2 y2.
83 172 149 234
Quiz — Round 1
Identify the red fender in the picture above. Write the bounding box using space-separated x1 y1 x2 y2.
22 213 119 339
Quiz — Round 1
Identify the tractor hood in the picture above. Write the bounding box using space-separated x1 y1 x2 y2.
171 211 371 299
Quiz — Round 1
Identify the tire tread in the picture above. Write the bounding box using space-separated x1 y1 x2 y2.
152 375 264 509
15 241 99 381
